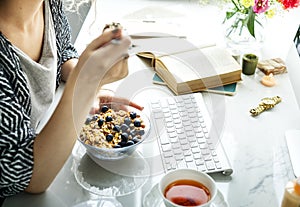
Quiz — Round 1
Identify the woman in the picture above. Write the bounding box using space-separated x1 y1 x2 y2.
0 0 134 198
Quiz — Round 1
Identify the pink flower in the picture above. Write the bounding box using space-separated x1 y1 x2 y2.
278 0 300 9
253 0 269 13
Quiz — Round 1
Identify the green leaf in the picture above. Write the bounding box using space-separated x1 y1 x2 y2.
226 11 237 19
247 7 255 38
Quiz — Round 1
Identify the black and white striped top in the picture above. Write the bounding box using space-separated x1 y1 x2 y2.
0 0 78 197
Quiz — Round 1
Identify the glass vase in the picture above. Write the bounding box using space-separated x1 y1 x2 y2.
223 12 266 57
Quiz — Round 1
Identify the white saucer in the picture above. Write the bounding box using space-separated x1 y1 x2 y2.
143 183 229 207
72 198 123 207
72 142 149 197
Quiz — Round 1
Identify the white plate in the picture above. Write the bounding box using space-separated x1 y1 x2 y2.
143 183 229 207
72 198 123 207
72 143 150 197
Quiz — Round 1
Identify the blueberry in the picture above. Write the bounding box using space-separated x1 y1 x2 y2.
121 133 129 142
132 137 140 143
97 118 104 127
106 116 113 122
126 140 135 146
101 105 109 113
106 134 114 142
137 129 145 135
120 124 129 132
85 117 92 125
124 117 131 126
91 115 98 121
113 144 121 148
134 119 141 127
130 112 137 119
113 125 120 132
119 141 127 147
130 130 137 137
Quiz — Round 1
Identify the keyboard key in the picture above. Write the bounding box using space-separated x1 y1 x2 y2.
213 156 219 163
205 160 215 170
195 158 205 165
183 150 192 156
181 144 190 151
177 128 185 134
164 112 172 118
196 132 204 138
201 148 210 155
163 150 173 158
161 143 172 152
169 137 178 143
175 154 184 161
174 119 181 124
168 131 177 138
172 114 180 119
185 155 194 162
216 162 222 169
178 133 186 140
186 131 194 137
159 135 170 145
194 153 202 160
173 148 182 155
175 123 183 129
171 142 181 149
187 162 197 170
197 165 207 172
162 108 170 113
167 127 176 134
191 147 200 153
177 161 187 169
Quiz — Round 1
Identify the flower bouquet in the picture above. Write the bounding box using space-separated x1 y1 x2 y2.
223 0 300 49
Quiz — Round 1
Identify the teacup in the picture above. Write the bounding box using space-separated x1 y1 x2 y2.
158 169 217 207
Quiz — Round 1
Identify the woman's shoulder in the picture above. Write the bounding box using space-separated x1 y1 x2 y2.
0 33 20 68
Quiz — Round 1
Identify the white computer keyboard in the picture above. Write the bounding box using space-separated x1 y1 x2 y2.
149 93 233 175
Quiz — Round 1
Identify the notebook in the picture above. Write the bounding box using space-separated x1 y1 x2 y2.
149 93 233 175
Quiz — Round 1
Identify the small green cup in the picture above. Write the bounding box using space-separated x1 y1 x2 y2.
242 53 258 75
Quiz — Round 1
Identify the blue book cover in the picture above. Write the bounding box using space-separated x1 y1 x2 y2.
153 73 237 95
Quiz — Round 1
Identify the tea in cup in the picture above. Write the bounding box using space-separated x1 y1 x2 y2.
158 169 217 207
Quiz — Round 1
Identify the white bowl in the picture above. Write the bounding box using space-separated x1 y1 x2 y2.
78 102 150 160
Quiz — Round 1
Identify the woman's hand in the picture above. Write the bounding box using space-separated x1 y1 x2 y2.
75 27 131 86
89 94 144 114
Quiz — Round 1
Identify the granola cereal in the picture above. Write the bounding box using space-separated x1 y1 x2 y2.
79 105 146 149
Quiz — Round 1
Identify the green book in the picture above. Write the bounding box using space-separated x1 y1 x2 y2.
153 73 237 96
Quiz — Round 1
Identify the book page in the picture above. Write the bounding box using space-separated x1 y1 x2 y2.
159 55 203 83
201 47 241 74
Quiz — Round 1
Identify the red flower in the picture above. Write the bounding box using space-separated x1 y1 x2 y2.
253 0 270 13
278 0 300 9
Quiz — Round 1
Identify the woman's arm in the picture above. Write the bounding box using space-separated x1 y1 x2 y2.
60 58 78 82
25 29 131 193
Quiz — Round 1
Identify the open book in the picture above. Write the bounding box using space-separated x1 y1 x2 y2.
133 37 242 95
